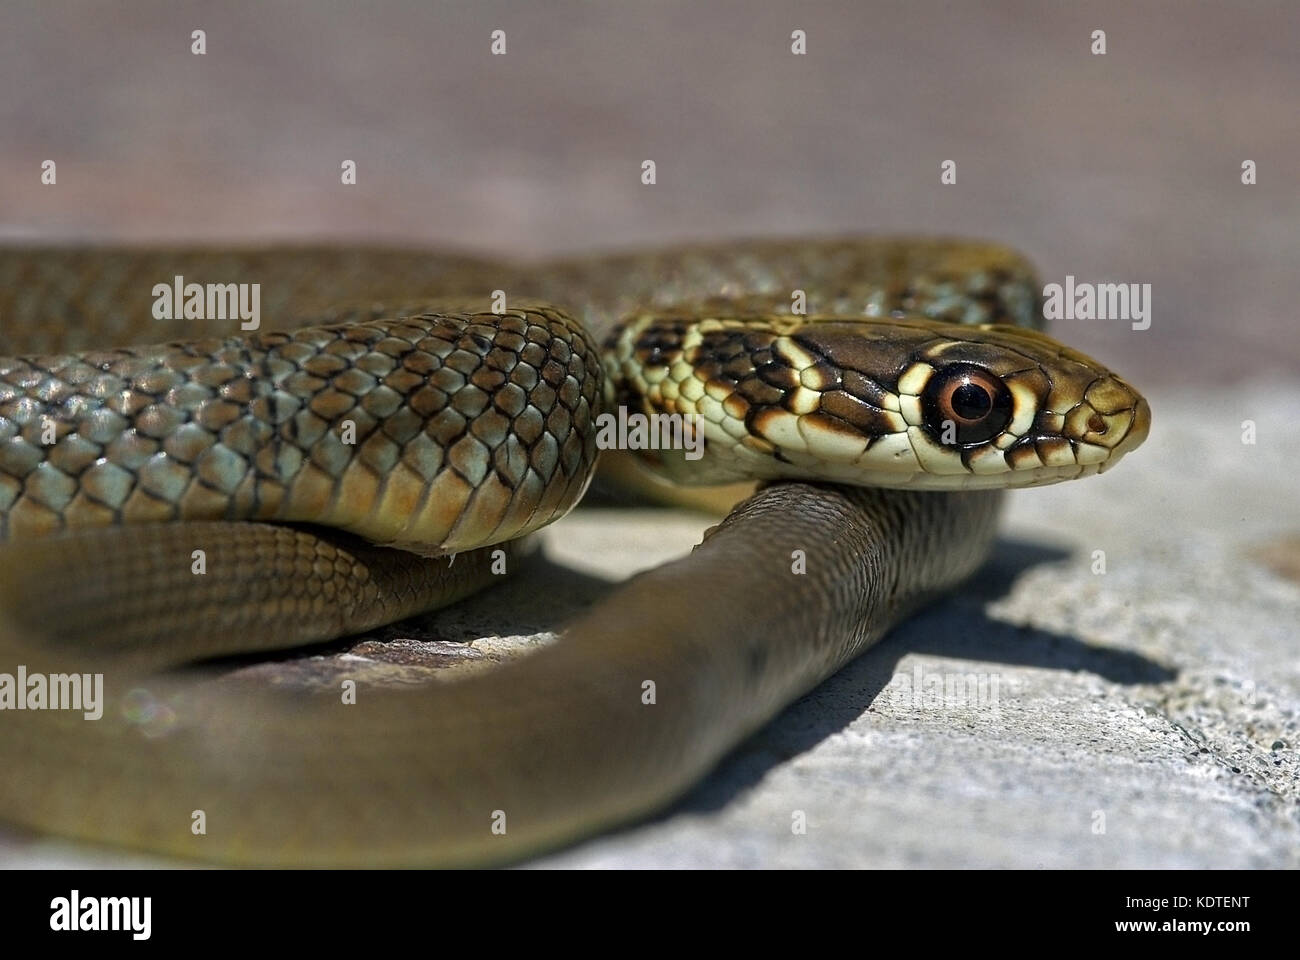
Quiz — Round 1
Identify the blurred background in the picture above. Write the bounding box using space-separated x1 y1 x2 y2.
2 0 1297 384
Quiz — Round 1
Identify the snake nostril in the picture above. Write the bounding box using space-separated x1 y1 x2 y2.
1087 413 1106 434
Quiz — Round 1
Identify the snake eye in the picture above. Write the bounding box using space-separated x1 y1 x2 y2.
921 364 1013 445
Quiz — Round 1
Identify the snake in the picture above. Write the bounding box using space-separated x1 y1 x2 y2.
0 238 1150 866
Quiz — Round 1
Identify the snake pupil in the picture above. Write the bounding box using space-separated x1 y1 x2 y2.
950 382 992 421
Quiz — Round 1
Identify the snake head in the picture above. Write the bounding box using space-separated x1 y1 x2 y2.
606 314 1150 490
879 321 1151 489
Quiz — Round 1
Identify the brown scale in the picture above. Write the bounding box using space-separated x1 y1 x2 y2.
761 324 919 442
816 391 893 436
790 322 928 387
735 377 785 408
756 362 800 391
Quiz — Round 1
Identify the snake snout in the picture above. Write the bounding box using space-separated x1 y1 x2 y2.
1108 394 1151 461
1078 373 1150 455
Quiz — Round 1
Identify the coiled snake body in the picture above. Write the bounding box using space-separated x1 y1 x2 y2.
0 239 1149 865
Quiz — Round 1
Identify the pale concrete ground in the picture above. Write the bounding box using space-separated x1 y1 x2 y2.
0 2 1297 866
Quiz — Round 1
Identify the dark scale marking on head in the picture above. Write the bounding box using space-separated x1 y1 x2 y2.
840 369 888 407
694 357 725 382
631 320 689 368
797 360 840 392
691 329 769 388
1029 408 1062 441
736 376 784 407
792 323 936 390
756 361 800 391
918 336 1040 375
818 390 898 436
720 354 755 382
